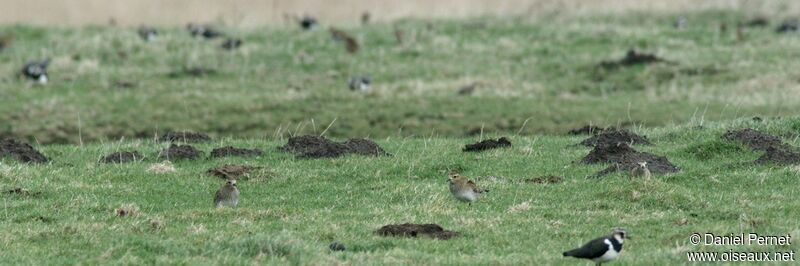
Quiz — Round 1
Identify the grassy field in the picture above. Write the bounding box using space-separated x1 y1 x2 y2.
1 117 799 264
3 11 800 144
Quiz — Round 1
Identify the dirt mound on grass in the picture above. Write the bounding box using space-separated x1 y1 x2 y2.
463 137 511 152
598 49 667 69
523 175 564 184
210 146 263 158
279 135 390 158
167 67 217 78
579 129 651 147
4 187 42 197
375 223 460 240
755 146 800 165
0 139 48 163
568 125 613 135
160 131 211 143
207 164 259 179
159 144 202 161
722 129 786 151
100 151 144 163
582 142 679 177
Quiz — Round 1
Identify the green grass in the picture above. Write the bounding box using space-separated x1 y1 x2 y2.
3 11 800 144
1 117 799 264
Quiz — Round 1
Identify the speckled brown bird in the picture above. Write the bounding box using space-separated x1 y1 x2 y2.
630 161 651 180
448 173 487 205
214 179 239 208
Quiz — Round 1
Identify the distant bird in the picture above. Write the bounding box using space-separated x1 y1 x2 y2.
673 16 687 29
448 172 487 205
299 16 318 30
187 24 222 39
330 27 359 53
563 228 627 266
21 59 51 84
221 38 242 50
214 179 239 208
630 161 651 180
137 26 158 42
0 33 14 51
348 76 371 91
776 19 800 33
361 12 371 25
393 28 405 45
457 82 479 95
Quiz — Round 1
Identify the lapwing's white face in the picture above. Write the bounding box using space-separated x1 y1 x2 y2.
38 75 48 84
227 180 237 187
638 161 647 168
612 228 627 242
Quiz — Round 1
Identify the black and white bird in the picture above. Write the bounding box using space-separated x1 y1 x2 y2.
348 76 371 91
563 228 627 266
299 16 318 30
187 24 222 39
21 58 51 84
137 26 158 42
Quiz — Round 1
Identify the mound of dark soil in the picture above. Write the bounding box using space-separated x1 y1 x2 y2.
207 164 259 179
523 175 564 184
592 152 680 177
579 129 651 147
375 223 460 240
159 144 202 161
463 137 512 152
755 146 800 165
0 139 48 163
568 125 613 135
279 135 390 158
4 187 42 197
581 142 679 177
160 131 211 143
598 49 666 69
744 17 769 27
722 129 786 151
210 146 263 158
100 151 144 163
168 67 217 78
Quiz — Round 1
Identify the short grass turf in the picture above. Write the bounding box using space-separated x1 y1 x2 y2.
3 11 800 144
1 117 799 265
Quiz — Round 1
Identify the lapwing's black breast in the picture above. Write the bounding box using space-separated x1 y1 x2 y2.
609 237 622 252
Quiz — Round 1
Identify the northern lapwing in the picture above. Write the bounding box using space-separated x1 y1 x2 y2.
348 76 371 91
137 26 158 42
448 172 488 205
563 228 627 265
21 58 51 84
214 179 239 208
630 161 651 180
673 16 687 29
221 38 242 50
187 24 223 39
299 16 318 30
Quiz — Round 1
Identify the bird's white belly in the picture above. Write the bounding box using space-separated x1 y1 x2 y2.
455 191 477 202
593 246 619 263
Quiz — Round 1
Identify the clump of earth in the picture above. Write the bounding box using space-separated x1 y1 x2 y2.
159 144 202 161
210 146 262 158
375 223 460 240
159 131 211 143
463 137 511 152
0 139 48 163
279 135 390 158
99 151 144 163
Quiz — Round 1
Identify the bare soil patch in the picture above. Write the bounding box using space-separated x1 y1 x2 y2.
581 142 679 177
207 164 259 179
279 135 390 158
159 144 202 161
375 223 460 240
463 137 511 152
523 175 564 184
722 128 786 151
579 129 651 147
210 146 262 158
0 139 48 163
598 49 667 70
100 151 144 163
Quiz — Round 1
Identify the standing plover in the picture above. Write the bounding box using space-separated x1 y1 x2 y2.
348 76 371 91
630 161 651 180
137 26 158 42
214 179 239 208
448 173 487 205
21 59 51 84
563 228 627 266
330 27 359 53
